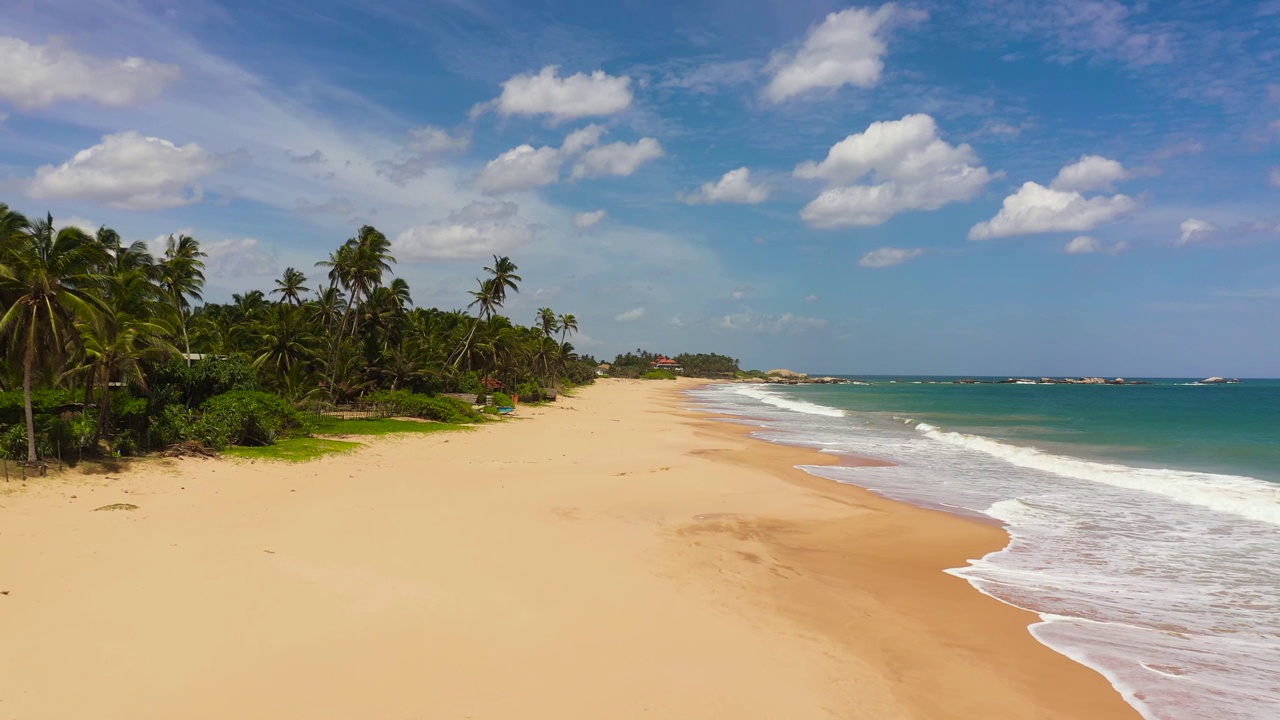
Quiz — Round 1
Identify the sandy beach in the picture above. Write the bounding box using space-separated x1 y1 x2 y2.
0 379 1138 719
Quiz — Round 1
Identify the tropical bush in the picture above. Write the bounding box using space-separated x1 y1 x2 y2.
481 406 499 415
365 390 482 424
492 392 513 408
641 369 677 380
193 391 309 449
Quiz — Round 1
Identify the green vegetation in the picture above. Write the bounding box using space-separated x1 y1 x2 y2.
605 350 742 379
492 392 513 408
224 437 359 462
0 201 597 464
311 417 471 436
93 503 138 512
640 369 677 380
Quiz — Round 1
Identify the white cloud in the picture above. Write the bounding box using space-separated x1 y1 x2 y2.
52 216 98 234
1178 218 1218 246
0 36 180 109
1050 154 1129 192
1064 236 1103 254
475 126 658 193
858 247 923 268
571 138 664 179
202 237 278 280
295 196 356 216
659 59 760 94
720 310 827 334
394 201 536 261
614 307 646 322
796 114 993 228
474 144 564 194
763 4 926 102
680 167 770 205
968 182 1137 240
804 294 819 302
479 66 633 123
730 286 751 300
560 124 608 155
574 209 607 231
1153 139 1203 160
28 131 223 210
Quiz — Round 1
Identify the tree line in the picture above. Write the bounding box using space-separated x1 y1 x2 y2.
0 202 597 464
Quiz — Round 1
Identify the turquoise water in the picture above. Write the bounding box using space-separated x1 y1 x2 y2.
690 379 1280 720
795 378 1280 484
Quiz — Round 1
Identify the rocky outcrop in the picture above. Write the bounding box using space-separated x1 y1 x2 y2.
1201 377 1240 384
766 369 807 379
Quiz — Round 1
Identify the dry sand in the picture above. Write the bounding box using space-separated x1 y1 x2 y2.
0 379 1139 719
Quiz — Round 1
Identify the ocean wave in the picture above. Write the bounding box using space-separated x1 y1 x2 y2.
731 386 847 418
912 422 1280 527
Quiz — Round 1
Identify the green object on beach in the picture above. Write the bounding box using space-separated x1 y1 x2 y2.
225 438 359 462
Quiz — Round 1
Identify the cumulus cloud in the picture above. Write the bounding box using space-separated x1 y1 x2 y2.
394 201 536 261
680 167 770 204
570 138 664 179
1050 154 1129 192
858 246 923 268
968 182 1137 240
614 307 646 322
475 144 564 194
1177 218 1218 246
475 126 660 193
1064 236 1103 254
53 216 98 234
719 310 827 334
574 209 607 231
28 131 223 210
796 114 993 228
763 4 926 102
477 66 633 123
0 36 180 109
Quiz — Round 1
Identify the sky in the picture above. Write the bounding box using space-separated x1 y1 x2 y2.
1 0 1278 376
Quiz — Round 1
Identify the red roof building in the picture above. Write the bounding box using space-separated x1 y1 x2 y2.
651 356 683 373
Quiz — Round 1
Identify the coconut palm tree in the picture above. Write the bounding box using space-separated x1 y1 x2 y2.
535 307 559 339
484 255 521 305
272 267 309 306
158 234 206 363
557 313 578 345
0 214 107 462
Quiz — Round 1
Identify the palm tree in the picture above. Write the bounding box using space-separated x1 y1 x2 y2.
557 313 578 345
158 234 206 363
484 255 521 305
272 267 309 306
0 214 107 462
536 307 559 339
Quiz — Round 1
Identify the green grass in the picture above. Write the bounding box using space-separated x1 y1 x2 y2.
310 417 473 437
224 437 360 462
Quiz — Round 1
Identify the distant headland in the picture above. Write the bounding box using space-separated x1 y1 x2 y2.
734 372 1243 387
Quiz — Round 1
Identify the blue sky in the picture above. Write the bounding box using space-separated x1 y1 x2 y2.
2 0 1278 376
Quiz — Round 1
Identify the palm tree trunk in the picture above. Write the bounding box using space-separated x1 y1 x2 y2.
181 308 192 366
23 342 37 463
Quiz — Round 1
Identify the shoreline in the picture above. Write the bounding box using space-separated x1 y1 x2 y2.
668 380 1140 719
0 378 1138 718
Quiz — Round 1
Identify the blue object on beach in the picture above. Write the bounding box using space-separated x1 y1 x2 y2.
498 407 514 414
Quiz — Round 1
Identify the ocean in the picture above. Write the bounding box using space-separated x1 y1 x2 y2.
687 378 1280 720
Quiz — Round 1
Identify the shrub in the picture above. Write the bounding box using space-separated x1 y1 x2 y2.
481 406 499 415
475 391 487 406
641 369 677 380
0 424 27 460
515 382 541 402
492 392 513 408
193 391 308 449
365 390 483 424
0 389 79 425
457 372 483 394
151 405 196 448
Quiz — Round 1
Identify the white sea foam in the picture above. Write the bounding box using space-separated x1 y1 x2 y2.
731 385 846 417
911 422 1280 527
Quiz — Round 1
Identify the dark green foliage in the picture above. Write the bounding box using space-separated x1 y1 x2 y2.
457 372 484 394
193 390 309 449
150 405 196 449
515 381 542 401
674 353 740 378
151 356 260 408
0 424 29 459
492 392 513 408
481 406 499 415
0 389 79 424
